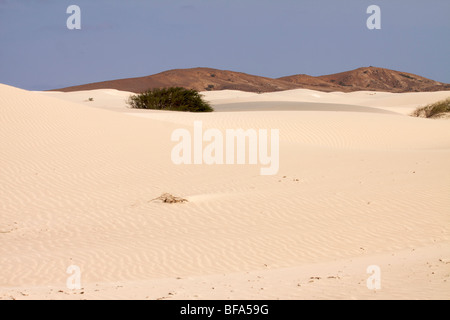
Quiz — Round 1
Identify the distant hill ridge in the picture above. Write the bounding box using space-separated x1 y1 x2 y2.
53 67 450 93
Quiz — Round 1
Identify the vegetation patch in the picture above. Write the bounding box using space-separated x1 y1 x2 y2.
127 87 213 112
411 98 450 119
152 193 188 204
400 73 415 80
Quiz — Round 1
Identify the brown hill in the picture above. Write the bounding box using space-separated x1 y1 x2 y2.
54 68 300 93
53 67 450 93
276 74 344 92
316 67 450 92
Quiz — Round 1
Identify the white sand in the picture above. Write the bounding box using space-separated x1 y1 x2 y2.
42 88 450 115
1 84 449 300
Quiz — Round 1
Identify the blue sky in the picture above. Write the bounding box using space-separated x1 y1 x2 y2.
0 0 449 90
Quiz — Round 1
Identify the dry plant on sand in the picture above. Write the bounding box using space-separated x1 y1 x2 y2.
411 98 450 119
152 193 188 204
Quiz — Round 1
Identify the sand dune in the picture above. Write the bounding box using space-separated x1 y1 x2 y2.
1 84 450 299
43 88 450 115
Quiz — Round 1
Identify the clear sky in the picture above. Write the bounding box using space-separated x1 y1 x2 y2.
0 0 449 90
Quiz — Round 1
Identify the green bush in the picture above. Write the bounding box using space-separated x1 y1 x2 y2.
411 98 450 118
127 87 213 112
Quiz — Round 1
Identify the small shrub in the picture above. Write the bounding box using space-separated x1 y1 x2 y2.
152 193 188 204
205 84 215 91
411 98 450 118
127 87 213 112
88 97 94 101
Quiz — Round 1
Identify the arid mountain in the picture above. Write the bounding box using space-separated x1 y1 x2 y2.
276 74 344 92
317 67 450 93
53 67 450 93
53 68 300 93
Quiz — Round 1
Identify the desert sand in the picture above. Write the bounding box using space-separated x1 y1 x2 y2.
1 84 449 300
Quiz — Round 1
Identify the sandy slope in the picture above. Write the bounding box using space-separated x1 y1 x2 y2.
43 88 450 115
1 84 450 300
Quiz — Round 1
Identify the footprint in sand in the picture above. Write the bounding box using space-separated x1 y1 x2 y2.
0 223 18 234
